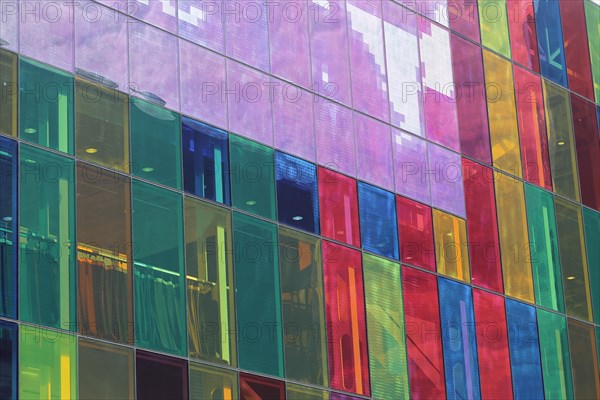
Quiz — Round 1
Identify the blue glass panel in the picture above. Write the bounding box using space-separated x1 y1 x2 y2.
357 182 399 259
505 298 544 400
0 320 17 399
535 0 568 86
182 117 230 205
438 277 481 400
0 137 17 318
275 152 319 234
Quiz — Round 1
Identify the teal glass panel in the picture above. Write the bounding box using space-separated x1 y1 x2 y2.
230 135 276 220
524 183 564 312
537 309 574 399
130 98 182 189
132 179 186 356
0 137 17 319
233 212 283 377
19 145 76 330
19 58 74 154
583 207 600 324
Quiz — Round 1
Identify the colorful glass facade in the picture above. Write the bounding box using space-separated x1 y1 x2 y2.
0 1 598 399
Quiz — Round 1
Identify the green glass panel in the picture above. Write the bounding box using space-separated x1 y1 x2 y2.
19 325 77 399
478 0 511 58
278 227 328 386
524 183 564 312
130 98 181 189
132 179 186 356
543 80 581 202
0 49 17 137
555 198 593 322
363 254 410 400
75 79 130 172
583 207 600 324
184 197 236 366
233 212 283 377
597 327 600 369
286 383 329 400
584 0 600 102
189 362 239 400
230 134 276 220
567 319 600 398
19 145 76 330
19 58 74 154
78 338 134 400
537 309 574 400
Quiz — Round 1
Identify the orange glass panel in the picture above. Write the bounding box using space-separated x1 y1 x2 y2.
432 209 470 283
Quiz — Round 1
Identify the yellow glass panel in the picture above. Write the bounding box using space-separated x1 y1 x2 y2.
494 172 534 303
433 209 470 283
484 50 522 178
0 49 17 137
543 80 581 202
286 383 329 400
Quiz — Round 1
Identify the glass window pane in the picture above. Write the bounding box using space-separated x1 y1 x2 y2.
428 144 465 217
524 183 564 312
75 78 129 172
0 137 17 319
396 196 435 271
505 299 544 400
508 0 540 72
224 1 269 72
354 113 394 190
322 241 370 396
178 0 224 53
0 50 17 137
314 101 356 177
279 227 327 386
478 0 511 57
239 373 285 400
135 350 188 400
583 208 600 324
432 209 470 283
364 254 409 400
275 153 319 234
572 94 600 211
286 383 329 400
19 145 76 330
130 98 181 189
584 0 600 102
132 180 186 356
77 163 132 343
233 213 283 377
494 172 535 303
0 2 18 52
318 167 360 248
184 197 236 366
358 182 399 260
189 362 238 400
567 319 600 398
535 0 568 86
229 135 276 220
78 338 134 400
19 326 77 399
0 321 17 399
555 198 593 322
484 50 522 178
537 310 574 399
393 130 430 204
19 58 74 154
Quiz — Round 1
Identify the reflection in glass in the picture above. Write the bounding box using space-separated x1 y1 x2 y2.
136 350 188 400
189 362 238 400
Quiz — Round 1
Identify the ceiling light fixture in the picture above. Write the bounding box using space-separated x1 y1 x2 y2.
142 167 154 173
24 128 37 134
292 216 303 221
245 200 257 206
557 141 565 146
85 148 98 154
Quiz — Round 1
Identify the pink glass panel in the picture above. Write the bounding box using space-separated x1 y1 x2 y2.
354 113 394 191
572 94 600 211
397 196 436 271
315 100 356 177
224 1 269 72
393 129 431 205
448 0 481 42
507 0 540 72
428 144 465 217
178 0 225 53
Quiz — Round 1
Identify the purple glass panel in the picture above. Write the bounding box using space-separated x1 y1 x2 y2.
178 0 225 52
128 22 179 111
383 1 424 136
393 129 431 204
75 1 128 91
273 78 315 161
309 0 352 105
19 1 74 71
224 1 269 72
226 60 273 145
354 113 394 191
428 144 466 217
268 0 311 88
347 0 389 122
179 40 227 130
418 18 460 151
130 0 177 32
314 100 356 177
0 0 18 51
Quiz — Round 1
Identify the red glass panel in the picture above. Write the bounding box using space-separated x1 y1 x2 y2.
451 33 491 164
560 0 594 100
462 158 503 293
318 167 361 247
239 373 285 400
396 196 435 271
322 241 370 396
402 266 445 399
572 94 600 211
514 65 553 190
473 289 513 400
448 0 481 42
507 0 540 72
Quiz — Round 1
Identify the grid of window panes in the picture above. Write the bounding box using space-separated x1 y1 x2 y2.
0 0 599 399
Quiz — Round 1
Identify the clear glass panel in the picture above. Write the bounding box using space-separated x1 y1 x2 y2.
0 137 17 318
189 362 238 400
0 50 17 137
432 209 470 283
135 350 188 400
